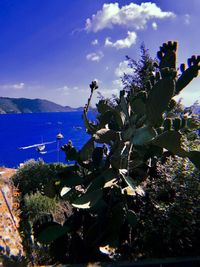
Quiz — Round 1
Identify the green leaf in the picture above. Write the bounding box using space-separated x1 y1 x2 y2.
82 111 96 134
93 128 116 144
110 141 130 169
98 110 113 128
100 202 125 248
72 189 103 209
176 65 200 94
60 187 71 197
66 147 79 161
153 130 187 157
187 150 200 170
87 168 117 192
120 169 137 191
131 98 146 116
103 169 118 188
122 127 134 141
120 95 130 120
87 174 105 193
61 187 79 201
36 223 68 243
132 126 157 145
115 110 126 128
79 138 94 161
146 78 175 125
61 173 83 187
104 178 117 188
96 100 111 114
127 210 137 227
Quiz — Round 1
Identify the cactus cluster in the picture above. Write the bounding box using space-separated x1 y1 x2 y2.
32 41 200 263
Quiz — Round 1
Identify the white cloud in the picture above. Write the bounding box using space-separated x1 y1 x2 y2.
115 60 134 77
184 14 191 25
105 31 137 49
13 83 25 89
93 78 101 84
174 88 200 107
56 85 70 95
55 85 85 96
152 21 158 30
0 82 25 90
91 39 99 45
101 87 120 96
85 2 175 32
112 79 123 89
86 51 104 62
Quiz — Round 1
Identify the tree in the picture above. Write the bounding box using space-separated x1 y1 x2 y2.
122 43 156 94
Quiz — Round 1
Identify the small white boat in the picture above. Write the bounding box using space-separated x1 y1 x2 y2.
56 133 64 140
19 141 56 153
36 144 46 152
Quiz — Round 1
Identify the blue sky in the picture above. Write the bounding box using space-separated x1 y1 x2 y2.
0 0 199 107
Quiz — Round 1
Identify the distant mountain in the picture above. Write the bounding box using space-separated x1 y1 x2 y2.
0 97 81 114
193 105 200 114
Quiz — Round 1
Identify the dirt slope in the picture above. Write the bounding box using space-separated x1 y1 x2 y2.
0 168 23 256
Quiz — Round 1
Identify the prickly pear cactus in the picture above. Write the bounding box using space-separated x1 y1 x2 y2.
37 41 200 262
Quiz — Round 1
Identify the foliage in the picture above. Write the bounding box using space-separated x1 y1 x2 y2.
0 254 27 267
24 192 58 222
11 160 73 265
21 41 200 264
132 155 200 258
122 43 156 93
12 159 69 196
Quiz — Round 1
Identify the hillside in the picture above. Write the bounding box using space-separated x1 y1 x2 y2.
193 105 200 114
0 97 82 113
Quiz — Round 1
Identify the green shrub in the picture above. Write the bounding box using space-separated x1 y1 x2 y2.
24 192 58 222
12 159 68 196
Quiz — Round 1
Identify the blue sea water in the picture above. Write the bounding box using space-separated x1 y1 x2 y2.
0 112 93 168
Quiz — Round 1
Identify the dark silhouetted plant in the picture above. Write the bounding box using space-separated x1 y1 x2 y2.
27 41 200 264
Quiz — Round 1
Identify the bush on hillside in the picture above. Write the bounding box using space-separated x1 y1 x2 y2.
12 159 68 196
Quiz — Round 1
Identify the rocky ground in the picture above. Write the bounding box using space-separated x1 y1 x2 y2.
0 167 23 257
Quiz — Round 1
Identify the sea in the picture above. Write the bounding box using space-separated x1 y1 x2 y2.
0 112 95 168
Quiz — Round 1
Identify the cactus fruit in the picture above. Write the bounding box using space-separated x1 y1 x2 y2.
187 57 192 67
168 99 177 110
157 50 163 60
173 117 182 131
191 55 196 62
180 63 186 73
163 118 172 131
181 117 187 128
155 71 161 80
61 140 79 161
172 41 178 51
90 80 98 92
